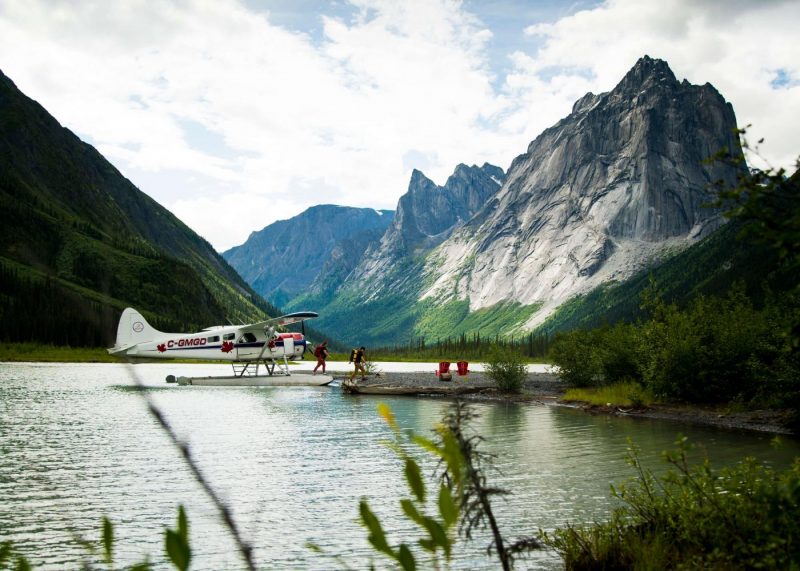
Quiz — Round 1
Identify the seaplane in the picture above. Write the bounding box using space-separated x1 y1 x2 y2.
109 307 333 387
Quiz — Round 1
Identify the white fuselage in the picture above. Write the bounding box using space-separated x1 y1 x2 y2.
114 327 306 361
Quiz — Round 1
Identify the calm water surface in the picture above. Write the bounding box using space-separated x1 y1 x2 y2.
1 363 798 569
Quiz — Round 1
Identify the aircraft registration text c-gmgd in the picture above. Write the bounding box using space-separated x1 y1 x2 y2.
168 338 208 348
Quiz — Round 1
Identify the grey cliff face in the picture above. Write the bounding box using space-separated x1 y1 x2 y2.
223 205 393 306
496 55 738 246
225 56 746 341
306 225 390 297
347 56 743 331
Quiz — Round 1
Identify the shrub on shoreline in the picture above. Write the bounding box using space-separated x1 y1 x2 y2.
548 287 800 408
542 439 800 570
484 343 527 393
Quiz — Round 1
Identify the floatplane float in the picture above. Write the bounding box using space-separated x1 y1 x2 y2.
109 308 333 386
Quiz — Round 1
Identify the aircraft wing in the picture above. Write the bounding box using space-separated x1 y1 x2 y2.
240 311 319 332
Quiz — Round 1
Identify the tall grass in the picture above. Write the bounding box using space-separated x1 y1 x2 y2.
562 382 654 407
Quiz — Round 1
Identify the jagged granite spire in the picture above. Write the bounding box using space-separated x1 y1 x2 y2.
352 163 506 284
376 163 504 257
615 55 678 94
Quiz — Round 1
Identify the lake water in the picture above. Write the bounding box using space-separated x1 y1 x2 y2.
1 362 798 570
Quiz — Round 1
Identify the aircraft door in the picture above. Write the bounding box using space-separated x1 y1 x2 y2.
282 337 294 359
236 332 258 360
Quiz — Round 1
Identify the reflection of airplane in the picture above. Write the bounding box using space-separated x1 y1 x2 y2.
109 308 330 385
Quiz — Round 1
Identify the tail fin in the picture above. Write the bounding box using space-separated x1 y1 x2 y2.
111 308 164 352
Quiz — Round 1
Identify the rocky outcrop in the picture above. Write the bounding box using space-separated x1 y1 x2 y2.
223 205 393 306
416 56 742 329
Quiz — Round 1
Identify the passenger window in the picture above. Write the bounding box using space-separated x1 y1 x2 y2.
239 333 257 343
207 335 220 342
223 333 235 341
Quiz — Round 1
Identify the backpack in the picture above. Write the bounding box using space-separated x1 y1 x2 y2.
314 345 323 358
349 348 357 362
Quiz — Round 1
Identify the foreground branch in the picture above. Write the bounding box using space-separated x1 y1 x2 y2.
126 367 257 570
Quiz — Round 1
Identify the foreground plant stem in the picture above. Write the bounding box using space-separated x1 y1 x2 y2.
441 401 540 570
127 367 257 570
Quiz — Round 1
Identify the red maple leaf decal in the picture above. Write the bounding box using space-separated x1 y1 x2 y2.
157 343 167 353
221 341 234 353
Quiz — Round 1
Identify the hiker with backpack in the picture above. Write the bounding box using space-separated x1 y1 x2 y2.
312 340 329 375
349 346 367 382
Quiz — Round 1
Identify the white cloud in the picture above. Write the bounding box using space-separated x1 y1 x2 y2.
1 0 798 250
168 191 309 253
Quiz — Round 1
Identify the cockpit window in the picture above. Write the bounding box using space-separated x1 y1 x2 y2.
239 332 257 343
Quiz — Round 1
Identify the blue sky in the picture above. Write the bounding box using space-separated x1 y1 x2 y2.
1 0 798 250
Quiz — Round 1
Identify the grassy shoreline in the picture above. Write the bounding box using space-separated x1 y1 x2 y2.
0 343 122 363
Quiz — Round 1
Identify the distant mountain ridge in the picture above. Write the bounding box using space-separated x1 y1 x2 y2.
1 54 747 348
226 162 506 313
223 205 393 307
0 69 279 345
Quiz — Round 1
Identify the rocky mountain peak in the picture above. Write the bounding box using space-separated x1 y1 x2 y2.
572 56 678 116
616 55 677 94
571 91 601 114
389 163 505 254
452 163 473 178
450 162 507 186
226 56 748 346
414 55 744 330
409 168 436 190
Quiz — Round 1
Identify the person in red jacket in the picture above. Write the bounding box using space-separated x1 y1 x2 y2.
312 341 329 375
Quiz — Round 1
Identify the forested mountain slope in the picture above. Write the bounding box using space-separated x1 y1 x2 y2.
0 70 279 346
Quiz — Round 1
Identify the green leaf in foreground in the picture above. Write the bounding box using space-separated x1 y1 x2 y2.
165 530 190 571
101 516 114 564
396 543 416 571
165 506 191 571
404 457 426 503
359 500 392 556
400 499 426 528
438 484 458 528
